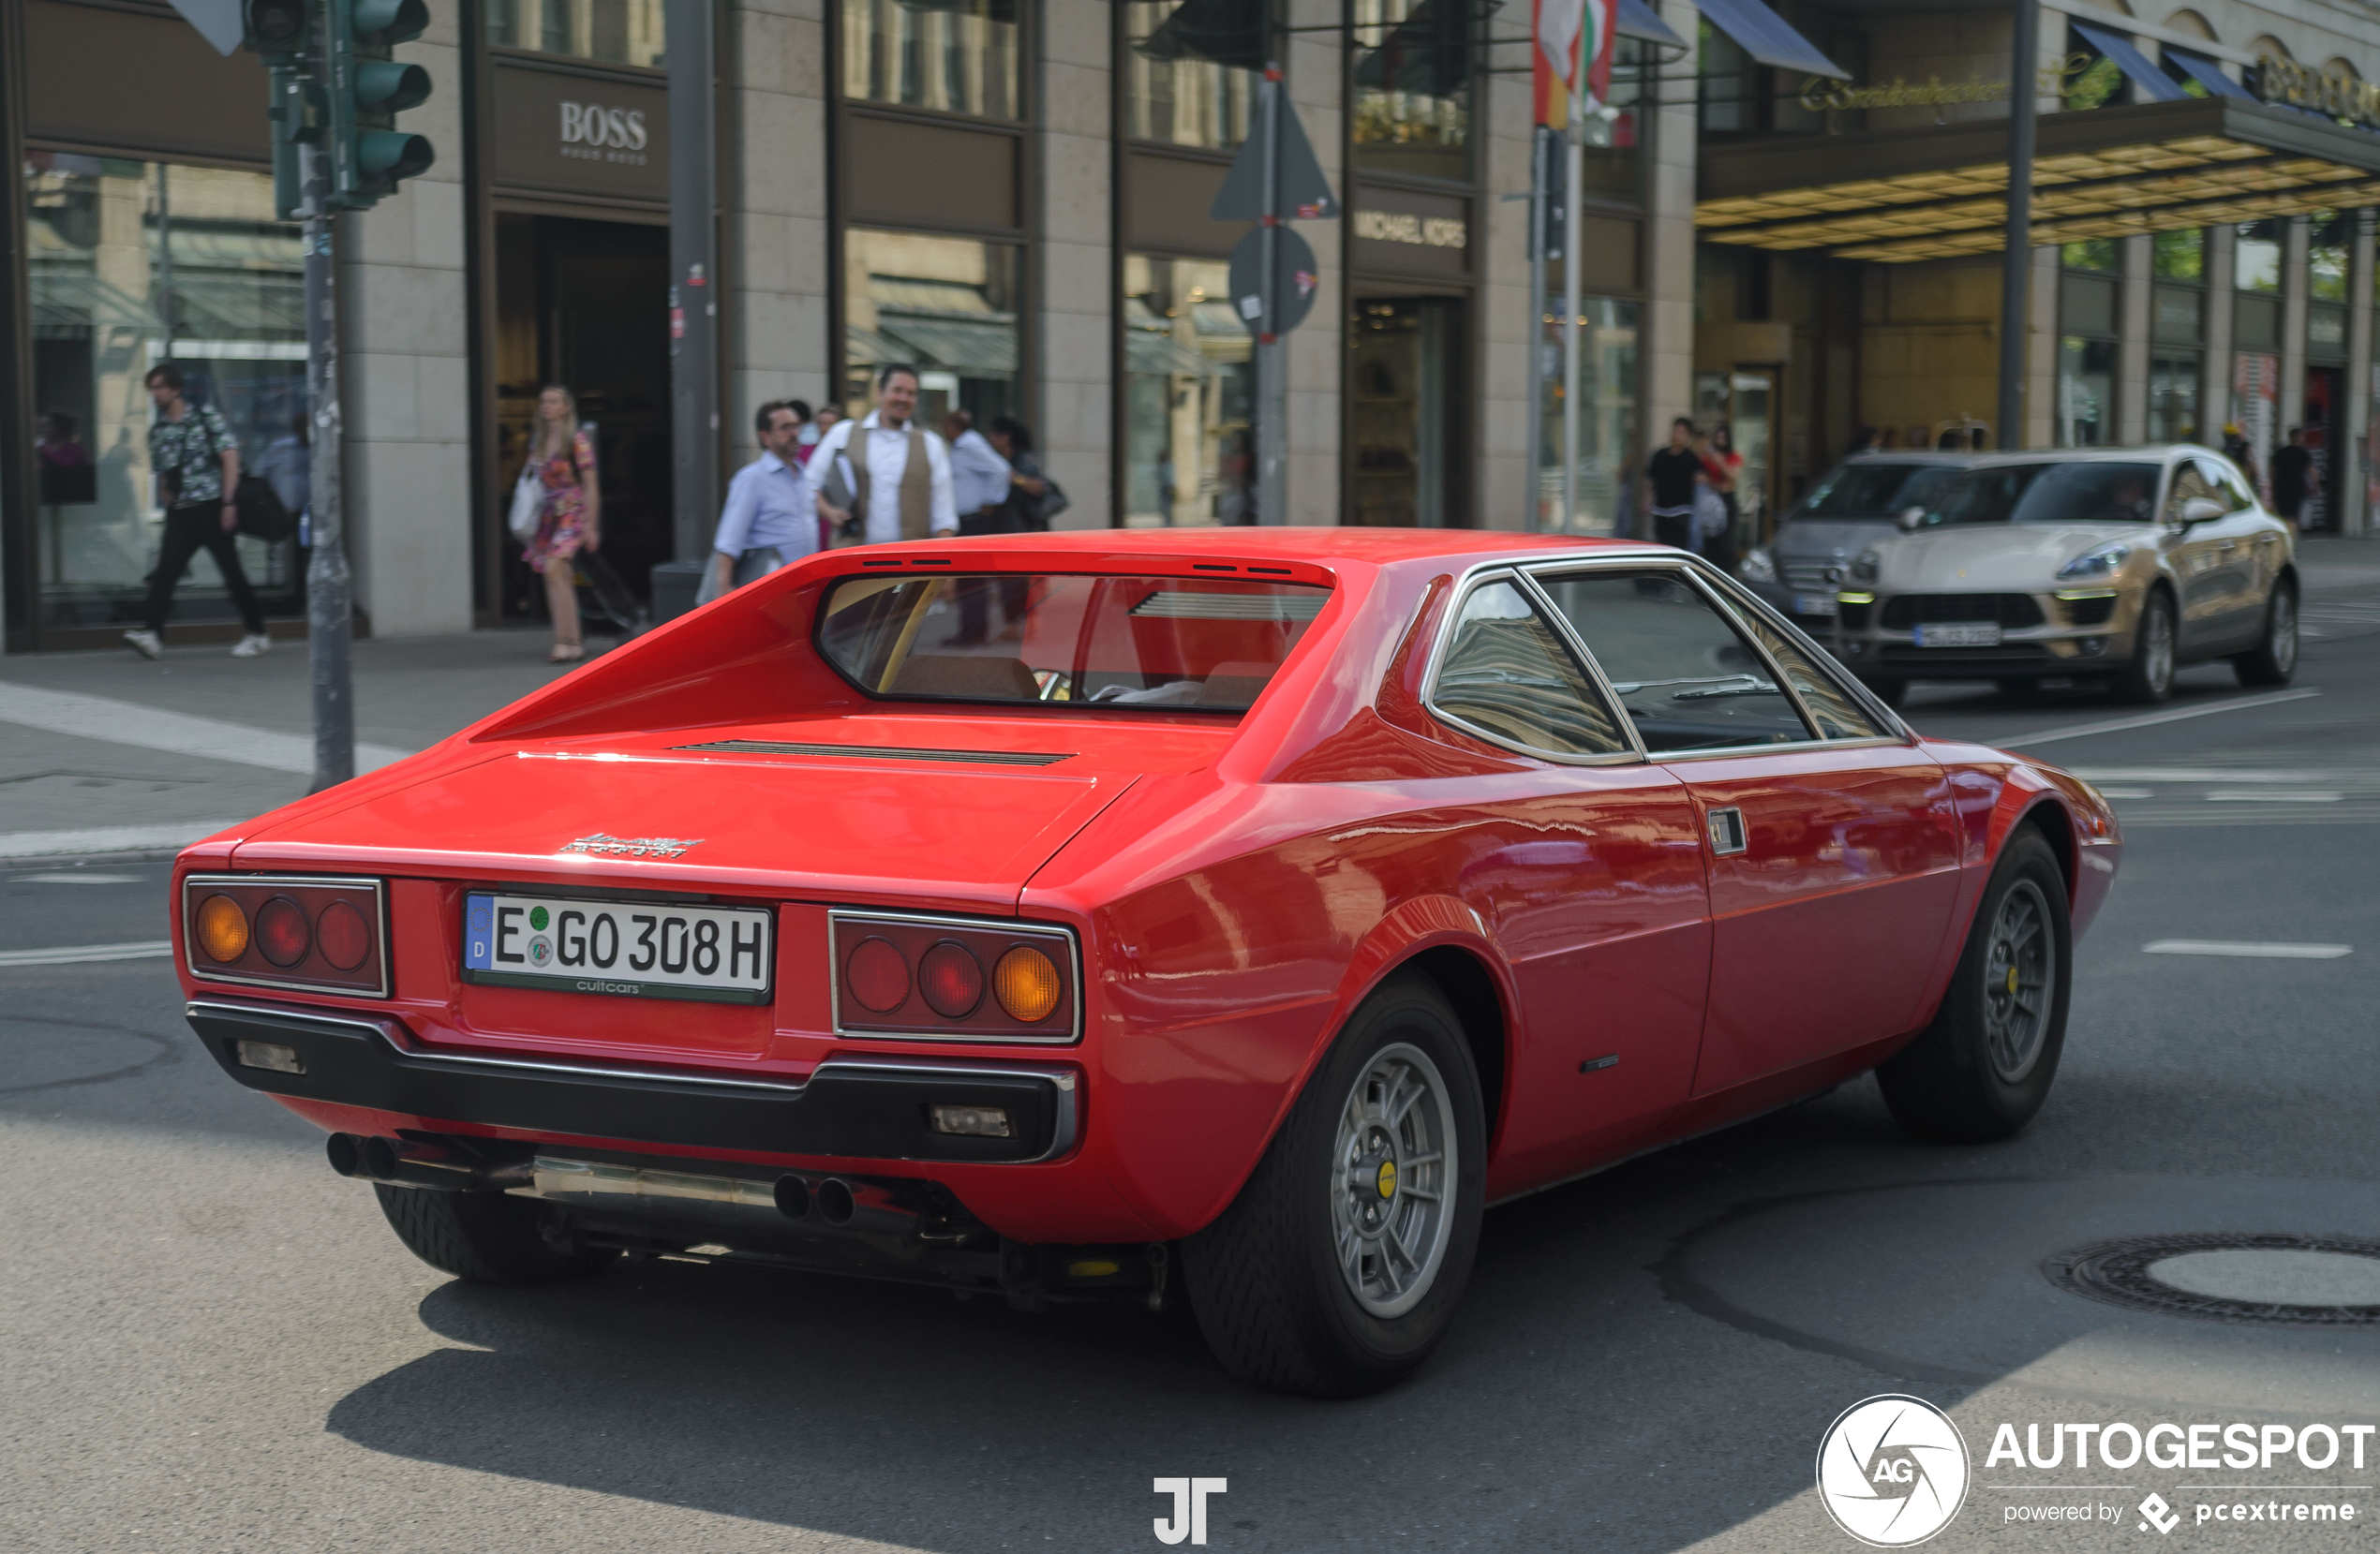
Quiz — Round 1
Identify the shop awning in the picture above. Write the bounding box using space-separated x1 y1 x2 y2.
1691 0 1847 80
1127 328 1226 377
2071 22 2188 105
1615 0 1688 51
2170 52 2256 103
1697 95 2380 263
875 314 1019 377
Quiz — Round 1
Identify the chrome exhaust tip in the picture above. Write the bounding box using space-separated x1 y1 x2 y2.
326 1132 364 1177
816 1177 855 1226
360 1134 402 1181
774 1175 811 1221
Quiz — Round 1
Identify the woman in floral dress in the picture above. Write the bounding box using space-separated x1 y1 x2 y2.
522 383 601 662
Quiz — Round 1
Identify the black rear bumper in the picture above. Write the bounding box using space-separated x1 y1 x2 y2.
186 999 1077 1164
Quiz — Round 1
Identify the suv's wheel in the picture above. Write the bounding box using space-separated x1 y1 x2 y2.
2117 590 2177 704
374 1183 618 1284
2231 579 2298 687
1877 829 2072 1143
1183 975 1485 1397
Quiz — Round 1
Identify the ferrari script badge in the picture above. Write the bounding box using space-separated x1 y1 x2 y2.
558 833 703 860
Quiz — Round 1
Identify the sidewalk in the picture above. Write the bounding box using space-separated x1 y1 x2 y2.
1 629 614 862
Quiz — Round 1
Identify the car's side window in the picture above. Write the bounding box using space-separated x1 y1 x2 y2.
2199 456 2256 512
1430 580 1631 758
1531 571 1817 754
2163 460 2217 521
1735 613 1886 739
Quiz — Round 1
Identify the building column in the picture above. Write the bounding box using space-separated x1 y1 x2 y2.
2022 245 2058 449
2280 215 2308 437
721 0 832 473
2117 234 2149 443
1283 0 1343 525
1641 0 1700 460
2202 224 2233 444
1478 62 1533 530
1034 0 1112 528
2347 211 2373 536
337 11 473 636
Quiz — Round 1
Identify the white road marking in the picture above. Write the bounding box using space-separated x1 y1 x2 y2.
0 681 414 776
0 940 174 967
1996 689 2323 747
14 873 143 884
2092 788 2156 799
2143 940 2353 959
0 821 249 861
2203 791 2344 803
2073 767 2347 783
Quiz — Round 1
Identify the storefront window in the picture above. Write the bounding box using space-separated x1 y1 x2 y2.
1539 297 1638 534
2234 220 2280 293
2310 210 2349 302
486 0 664 67
1351 296 1465 525
1123 0 1263 148
841 228 1020 426
841 0 1020 120
2149 354 2199 442
2152 229 2203 281
1576 39 1645 202
1351 0 1469 181
1122 255 1254 526
24 155 305 631
2061 239 2117 274
2059 337 2115 446
1699 21 1754 134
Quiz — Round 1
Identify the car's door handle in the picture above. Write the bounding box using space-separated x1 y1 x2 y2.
1705 807 1748 856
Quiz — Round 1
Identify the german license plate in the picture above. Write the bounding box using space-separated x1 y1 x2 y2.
462 892 772 1003
1794 593 1839 617
1914 621 2001 648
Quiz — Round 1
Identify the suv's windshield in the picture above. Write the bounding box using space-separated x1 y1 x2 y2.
1928 461 2162 525
817 573 1329 710
1792 462 1961 521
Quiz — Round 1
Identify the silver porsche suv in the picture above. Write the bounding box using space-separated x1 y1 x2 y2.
1827 447 2299 706
1739 453 1978 636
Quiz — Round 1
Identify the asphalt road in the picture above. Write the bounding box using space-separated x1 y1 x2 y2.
3 612 2375 1552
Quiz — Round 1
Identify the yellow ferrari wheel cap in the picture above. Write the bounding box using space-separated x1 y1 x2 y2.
1376 1160 1397 1200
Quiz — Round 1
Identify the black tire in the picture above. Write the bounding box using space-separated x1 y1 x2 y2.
1859 676 1909 709
1994 677 2035 698
2117 589 2177 704
2231 578 2298 688
1877 829 2072 1144
1183 975 1486 1397
373 1183 617 1285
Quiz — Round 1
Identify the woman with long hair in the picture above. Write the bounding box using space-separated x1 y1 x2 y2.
521 384 600 662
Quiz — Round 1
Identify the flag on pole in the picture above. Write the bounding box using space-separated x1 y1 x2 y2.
1534 0 1616 129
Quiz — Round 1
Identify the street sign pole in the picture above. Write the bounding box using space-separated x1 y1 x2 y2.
302 111 354 791
1560 127 1583 533
1525 126 1549 531
1257 65 1286 526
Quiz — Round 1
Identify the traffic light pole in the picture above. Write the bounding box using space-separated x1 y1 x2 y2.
301 130 355 792
1256 65 1285 526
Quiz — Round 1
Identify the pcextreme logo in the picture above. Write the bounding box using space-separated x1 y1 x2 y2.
1817 1395 1971 1547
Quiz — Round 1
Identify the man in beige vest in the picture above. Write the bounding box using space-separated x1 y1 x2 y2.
811 363 958 545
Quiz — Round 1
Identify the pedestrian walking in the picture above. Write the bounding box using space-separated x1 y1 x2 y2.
1642 417 1705 552
989 417 1060 531
2222 422 2259 490
520 383 601 663
700 399 816 605
125 362 268 660
800 403 839 466
811 363 956 546
2269 426 2313 532
1700 423 1745 573
945 408 1014 531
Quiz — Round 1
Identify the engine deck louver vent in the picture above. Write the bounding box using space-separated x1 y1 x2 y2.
672 739 1074 767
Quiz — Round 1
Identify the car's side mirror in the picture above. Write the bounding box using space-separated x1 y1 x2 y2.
1895 506 1927 531
2176 496 2226 526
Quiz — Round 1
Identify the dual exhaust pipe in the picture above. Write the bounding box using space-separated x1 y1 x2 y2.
329 1132 873 1228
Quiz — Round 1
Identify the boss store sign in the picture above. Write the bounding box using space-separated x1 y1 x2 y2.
492 60 668 205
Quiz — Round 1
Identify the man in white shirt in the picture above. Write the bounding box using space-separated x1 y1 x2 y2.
701 399 815 603
943 408 1012 529
811 363 957 544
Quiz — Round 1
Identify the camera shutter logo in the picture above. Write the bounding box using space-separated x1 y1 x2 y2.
1815 1395 1969 1547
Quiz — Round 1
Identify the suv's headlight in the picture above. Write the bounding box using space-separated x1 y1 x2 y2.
1739 546 1777 584
2057 540 2133 580
1851 548 1882 583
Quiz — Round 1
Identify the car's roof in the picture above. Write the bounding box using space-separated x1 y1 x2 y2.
1839 451 1986 466
871 526 1666 567
1954 445 2200 470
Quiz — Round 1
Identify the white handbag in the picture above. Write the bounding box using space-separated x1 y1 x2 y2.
507 463 543 541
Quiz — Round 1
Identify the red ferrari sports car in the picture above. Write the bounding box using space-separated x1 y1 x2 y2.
173 529 2120 1395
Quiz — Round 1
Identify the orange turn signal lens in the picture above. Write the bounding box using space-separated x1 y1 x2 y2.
196 894 249 963
993 945 1063 1024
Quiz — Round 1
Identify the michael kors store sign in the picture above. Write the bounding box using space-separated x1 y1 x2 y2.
1351 185 1470 281
492 59 669 207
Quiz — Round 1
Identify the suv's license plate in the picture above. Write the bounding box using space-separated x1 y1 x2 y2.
462 892 773 1003
1794 593 1839 617
1915 622 2001 648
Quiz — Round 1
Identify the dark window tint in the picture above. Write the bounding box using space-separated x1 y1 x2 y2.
1533 572 1813 752
1930 461 2161 525
1431 581 1629 756
1793 463 1961 521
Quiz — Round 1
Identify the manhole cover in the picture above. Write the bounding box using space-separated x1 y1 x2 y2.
2045 1234 2380 1327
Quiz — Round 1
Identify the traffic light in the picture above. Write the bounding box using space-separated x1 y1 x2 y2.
240 0 314 219
240 0 310 56
326 0 433 210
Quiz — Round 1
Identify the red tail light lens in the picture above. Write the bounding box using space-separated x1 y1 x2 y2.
831 912 1076 1043
183 875 387 997
844 937 910 1012
918 941 985 1018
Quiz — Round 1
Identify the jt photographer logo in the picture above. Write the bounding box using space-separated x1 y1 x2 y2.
1817 1395 1971 1547
1153 1478 1227 1546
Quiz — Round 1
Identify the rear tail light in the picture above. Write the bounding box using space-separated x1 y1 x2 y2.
831 910 1077 1043
183 875 388 997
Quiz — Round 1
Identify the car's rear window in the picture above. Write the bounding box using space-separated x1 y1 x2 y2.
1929 461 2161 525
816 573 1330 710
1792 462 1961 520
